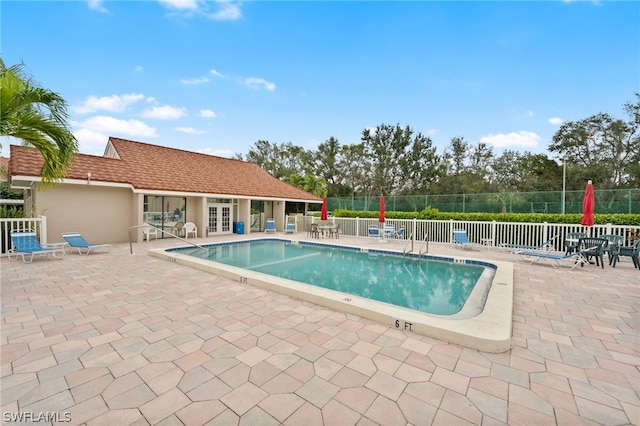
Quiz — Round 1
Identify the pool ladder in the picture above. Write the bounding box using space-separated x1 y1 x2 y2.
403 233 429 257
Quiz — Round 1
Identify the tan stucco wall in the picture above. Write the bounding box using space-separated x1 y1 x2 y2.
33 183 133 244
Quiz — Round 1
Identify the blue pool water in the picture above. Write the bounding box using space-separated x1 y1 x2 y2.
171 239 491 315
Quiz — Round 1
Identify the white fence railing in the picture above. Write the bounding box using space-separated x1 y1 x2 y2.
0 216 48 256
2 215 636 257
302 216 637 252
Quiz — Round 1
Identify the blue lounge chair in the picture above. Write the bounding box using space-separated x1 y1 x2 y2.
452 230 479 250
62 232 111 255
500 236 557 252
265 219 276 233
515 247 592 270
9 231 63 263
284 221 296 233
368 225 380 238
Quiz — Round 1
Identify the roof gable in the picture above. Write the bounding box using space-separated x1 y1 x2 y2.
10 138 321 201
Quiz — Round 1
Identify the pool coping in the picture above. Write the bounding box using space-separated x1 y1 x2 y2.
149 238 513 353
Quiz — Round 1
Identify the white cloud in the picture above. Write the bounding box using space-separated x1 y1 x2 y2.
548 117 564 125
73 127 110 155
210 1 242 20
196 147 235 158
158 0 199 10
76 116 158 137
73 94 146 114
87 0 109 13
199 109 217 118
176 126 206 134
134 65 144 73
210 69 225 78
181 76 210 85
141 105 187 119
244 77 276 92
480 131 540 149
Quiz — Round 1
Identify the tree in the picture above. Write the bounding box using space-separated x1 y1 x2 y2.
0 59 78 186
549 94 640 189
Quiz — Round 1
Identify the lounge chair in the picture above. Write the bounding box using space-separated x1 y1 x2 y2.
515 248 591 270
265 219 276 233
452 230 479 250
62 232 111 255
500 236 557 252
9 231 63 263
284 219 296 233
368 225 380 238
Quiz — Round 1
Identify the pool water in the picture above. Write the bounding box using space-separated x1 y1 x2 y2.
176 239 488 315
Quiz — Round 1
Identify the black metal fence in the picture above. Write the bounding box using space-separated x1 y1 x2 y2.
328 188 640 214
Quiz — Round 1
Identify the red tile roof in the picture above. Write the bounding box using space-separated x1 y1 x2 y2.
10 137 321 201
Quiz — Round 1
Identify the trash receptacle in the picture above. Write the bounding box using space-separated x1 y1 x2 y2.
236 222 244 235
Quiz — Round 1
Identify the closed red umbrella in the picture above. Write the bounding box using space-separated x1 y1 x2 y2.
580 180 595 226
320 198 328 221
378 195 386 223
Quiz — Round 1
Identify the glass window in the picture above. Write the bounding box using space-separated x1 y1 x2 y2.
143 195 186 238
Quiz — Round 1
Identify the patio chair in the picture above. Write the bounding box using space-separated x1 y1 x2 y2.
499 236 557 252
142 223 158 242
618 240 640 269
578 237 608 269
308 223 320 238
9 231 63 263
368 225 380 238
564 232 587 255
173 221 184 237
265 219 276 233
600 234 623 266
452 230 479 250
328 224 340 239
392 227 405 239
183 222 197 238
515 248 590 270
62 232 111 255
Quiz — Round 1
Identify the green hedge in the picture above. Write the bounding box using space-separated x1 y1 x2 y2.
332 208 640 226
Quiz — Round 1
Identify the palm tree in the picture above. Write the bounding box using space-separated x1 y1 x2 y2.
0 59 78 186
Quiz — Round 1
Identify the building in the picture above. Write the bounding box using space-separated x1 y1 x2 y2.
9 137 321 243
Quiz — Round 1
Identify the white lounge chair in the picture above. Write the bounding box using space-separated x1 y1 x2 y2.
284 221 296 233
368 225 380 238
62 232 110 255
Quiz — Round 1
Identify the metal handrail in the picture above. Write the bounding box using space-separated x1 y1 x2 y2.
418 235 429 257
128 225 207 254
403 232 414 256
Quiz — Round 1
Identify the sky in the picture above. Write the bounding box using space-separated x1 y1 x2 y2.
2 0 639 160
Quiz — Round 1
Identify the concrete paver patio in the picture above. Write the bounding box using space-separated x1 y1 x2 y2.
1 234 638 425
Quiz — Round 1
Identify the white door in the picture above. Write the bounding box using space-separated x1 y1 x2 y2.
208 204 232 235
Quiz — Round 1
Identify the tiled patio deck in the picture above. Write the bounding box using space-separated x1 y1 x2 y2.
1 233 638 425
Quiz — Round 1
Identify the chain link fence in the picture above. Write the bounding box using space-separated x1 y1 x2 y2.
328 188 640 214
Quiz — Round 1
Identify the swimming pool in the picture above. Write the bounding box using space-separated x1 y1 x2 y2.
150 238 513 352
